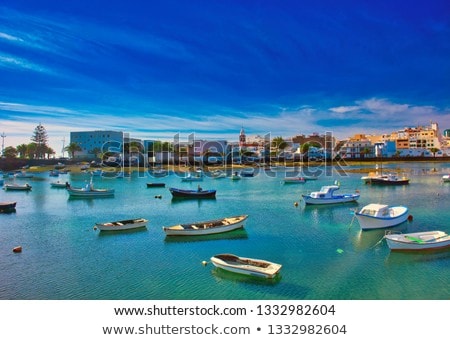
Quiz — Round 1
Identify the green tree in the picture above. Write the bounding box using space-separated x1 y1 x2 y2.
45 146 55 159
429 148 440 157
31 123 49 159
3 146 18 159
16 144 28 158
271 136 288 151
26 143 37 159
301 141 321 153
64 142 82 158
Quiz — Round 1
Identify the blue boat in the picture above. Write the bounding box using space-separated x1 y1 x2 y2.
169 187 216 199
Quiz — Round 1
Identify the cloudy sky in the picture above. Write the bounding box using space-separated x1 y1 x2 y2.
1 0 449 154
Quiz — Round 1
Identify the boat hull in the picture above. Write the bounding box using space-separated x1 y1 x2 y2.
302 194 359 205
385 231 450 251
3 184 32 191
95 218 148 231
355 206 409 230
210 254 282 279
163 215 248 236
368 178 410 185
169 188 216 199
0 201 16 213
67 188 114 197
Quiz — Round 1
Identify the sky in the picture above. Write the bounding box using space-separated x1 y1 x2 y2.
0 0 449 155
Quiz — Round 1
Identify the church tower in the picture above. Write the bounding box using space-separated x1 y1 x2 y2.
239 126 246 148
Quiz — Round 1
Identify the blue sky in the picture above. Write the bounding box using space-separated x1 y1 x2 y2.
1 0 449 154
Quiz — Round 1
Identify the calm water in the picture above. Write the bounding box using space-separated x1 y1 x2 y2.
1 163 449 300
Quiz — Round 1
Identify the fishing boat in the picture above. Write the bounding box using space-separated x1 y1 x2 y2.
50 181 69 188
3 183 32 191
169 187 216 199
0 201 16 213
210 253 282 279
302 185 359 205
283 176 306 184
66 181 114 197
354 203 409 230
366 173 410 185
94 218 148 231
163 215 248 236
385 230 450 251
146 182 165 188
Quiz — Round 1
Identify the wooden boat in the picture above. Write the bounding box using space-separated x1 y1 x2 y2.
163 214 248 236
66 181 114 197
51 181 69 188
94 218 148 231
169 187 216 198
283 176 306 184
355 203 409 230
147 182 165 188
385 230 450 251
302 185 359 205
367 173 410 185
0 201 16 213
3 183 32 191
210 253 282 279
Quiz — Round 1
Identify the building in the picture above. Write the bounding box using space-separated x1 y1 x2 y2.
70 130 124 159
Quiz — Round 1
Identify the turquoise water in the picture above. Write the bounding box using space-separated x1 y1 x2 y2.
1 163 449 300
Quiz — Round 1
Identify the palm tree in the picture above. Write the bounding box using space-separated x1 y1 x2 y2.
16 144 28 158
64 142 82 159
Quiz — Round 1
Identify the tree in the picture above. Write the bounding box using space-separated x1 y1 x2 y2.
16 144 28 158
45 146 55 159
3 146 18 159
31 123 49 159
26 143 37 159
429 148 440 157
64 142 82 159
271 136 288 151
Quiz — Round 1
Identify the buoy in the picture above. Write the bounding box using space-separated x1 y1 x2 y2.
294 202 298 207
407 215 413 221
202 261 208 266
93 226 97 230
13 246 22 253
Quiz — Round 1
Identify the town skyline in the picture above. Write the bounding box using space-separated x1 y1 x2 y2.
1 1 449 155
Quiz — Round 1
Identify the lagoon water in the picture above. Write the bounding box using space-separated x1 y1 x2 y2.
1 162 449 300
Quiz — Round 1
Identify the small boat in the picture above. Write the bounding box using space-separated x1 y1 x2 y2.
364 173 409 185
302 185 359 205
385 230 450 251
163 215 248 236
240 168 255 177
442 175 450 183
94 218 148 231
49 170 59 177
211 170 226 179
147 182 165 188
66 181 114 197
150 168 168 177
3 183 32 191
51 181 69 188
181 169 204 182
230 171 241 180
14 171 33 178
210 254 282 279
283 176 306 184
169 187 216 199
0 201 17 213
355 203 409 230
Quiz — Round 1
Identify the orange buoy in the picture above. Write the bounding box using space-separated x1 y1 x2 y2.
13 246 22 253
407 215 413 221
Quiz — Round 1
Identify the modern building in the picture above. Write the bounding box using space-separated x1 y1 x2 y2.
70 130 124 159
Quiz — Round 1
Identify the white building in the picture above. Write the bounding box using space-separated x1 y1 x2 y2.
70 130 124 159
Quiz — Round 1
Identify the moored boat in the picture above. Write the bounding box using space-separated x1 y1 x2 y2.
169 187 216 198
210 253 282 279
14 171 33 179
442 175 450 183
230 171 241 180
94 218 148 231
302 185 359 205
385 230 450 251
355 203 409 230
51 181 69 188
3 183 32 191
163 214 248 236
0 201 17 213
66 181 114 197
365 173 409 185
283 176 306 184
147 182 165 188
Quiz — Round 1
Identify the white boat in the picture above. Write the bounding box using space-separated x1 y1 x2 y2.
3 183 32 191
283 176 306 184
355 203 409 230
66 181 114 197
94 218 148 231
163 215 248 236
210 253 282 279
181 169 204 182
442 175 450 182
211 170 226 179
302 185 359 205
14 171 33 178
385 230 450 251
51 181 69 188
